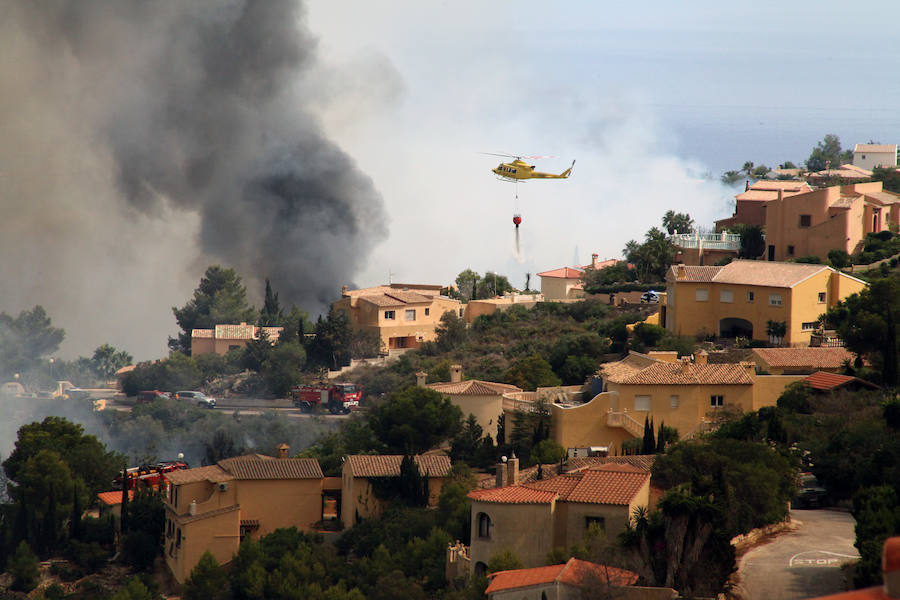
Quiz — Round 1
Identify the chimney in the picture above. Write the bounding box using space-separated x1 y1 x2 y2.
778 188 784 202
189 500 197 516
680 356 691 373
496 457 509 488
416 371 428 387
341 285 348 296
450 364 463 383
591 253 599 268
694 350 708 365
745 179 750 191
277 443 289 459
676 264 686 279
883 537 900 598
507 454 519 485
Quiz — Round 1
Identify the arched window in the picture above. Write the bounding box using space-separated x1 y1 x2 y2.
474 562 488 577
477 512 492 539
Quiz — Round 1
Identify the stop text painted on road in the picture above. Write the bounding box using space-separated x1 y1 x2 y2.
789 550 858 568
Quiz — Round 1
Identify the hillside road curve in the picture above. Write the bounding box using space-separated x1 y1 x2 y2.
738 509 858 600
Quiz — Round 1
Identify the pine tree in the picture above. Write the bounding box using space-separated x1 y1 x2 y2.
70 483 83 541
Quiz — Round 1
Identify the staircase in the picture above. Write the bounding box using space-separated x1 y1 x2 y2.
606 410 645 437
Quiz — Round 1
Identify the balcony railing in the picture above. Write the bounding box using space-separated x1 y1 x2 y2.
670 232 742 251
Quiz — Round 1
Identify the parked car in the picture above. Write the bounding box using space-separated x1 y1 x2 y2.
136 390 170 404
175 390 216 408
792 472 829 509
640 290 660 304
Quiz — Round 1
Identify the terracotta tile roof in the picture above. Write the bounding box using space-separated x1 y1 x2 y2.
537 266 585 279
192 329 214 338
583 259 619 270
563 469 649 504
343 284 442 298
752 347 854 369
164 465 233 485
752 180 813 191
605 361 753 385
97 490 134 506
217 457 323 479
176 504 240 525
426 380 522 396
598 351 661 382
668 265 721 282
468 485 558 504
527 474 582 497
345 454 451 478
486 558 638 594
472 468 648 506
854 144 897 154
864 191 900 205
358 291 434 307
567 455 656 473
714 260 830 287
213 323 283 342
803 371 879 391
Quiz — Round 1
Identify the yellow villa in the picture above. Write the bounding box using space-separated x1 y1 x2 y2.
191 323 284 356
467 457 650 572
423 365 521 439
665 261 866 346
332 283 463 351
163 449 324 583
550 351 804 452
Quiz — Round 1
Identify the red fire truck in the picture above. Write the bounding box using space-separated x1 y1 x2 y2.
114 460 189 490
290 382 361 414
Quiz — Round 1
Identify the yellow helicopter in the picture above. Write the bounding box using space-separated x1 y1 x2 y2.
486 153 575 181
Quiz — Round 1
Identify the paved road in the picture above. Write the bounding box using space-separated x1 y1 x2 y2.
739 510 858 600
104 397 351 419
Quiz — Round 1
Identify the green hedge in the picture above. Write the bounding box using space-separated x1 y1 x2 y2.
585 282 663 294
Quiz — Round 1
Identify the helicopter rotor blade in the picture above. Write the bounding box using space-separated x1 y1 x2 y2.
480 152 519 158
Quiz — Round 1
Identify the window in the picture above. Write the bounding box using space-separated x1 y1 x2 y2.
585 516 606 532
802 322 818 331
769 294 783 307
710 395 724 408
818 292 826 303
424 308 430 316
799 214 811 227
670 395 679 409
384 310 395 320
477 513 492 539
695 288 709 302
747 291 755 302
405 309 416 321
720 290 733 303
787 245 795 256
458 308 464 318
176 528 182 548
634 395 651 411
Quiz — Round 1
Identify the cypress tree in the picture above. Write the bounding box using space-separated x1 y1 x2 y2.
120 467 129 534
641 416 654 455
656 421 667 454
42 482 57 556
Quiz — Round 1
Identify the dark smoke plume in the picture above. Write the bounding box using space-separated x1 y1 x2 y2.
0 1 387 358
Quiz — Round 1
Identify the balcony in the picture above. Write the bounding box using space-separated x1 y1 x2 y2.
670 232 742 251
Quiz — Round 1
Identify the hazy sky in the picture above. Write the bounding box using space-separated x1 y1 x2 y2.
2 0 899 361
306 0 900 288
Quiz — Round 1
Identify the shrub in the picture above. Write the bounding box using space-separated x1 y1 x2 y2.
828 249 851 269
9 541 40 592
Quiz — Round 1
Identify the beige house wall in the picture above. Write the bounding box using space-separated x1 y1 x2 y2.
854 150 897 170
464 297 542 324
550 392 634 451
165 508 240 584
470 500 557 569
448 393 504 440
750 375 805 410
562 484 647 548
541 277 584 301
236 479 322 538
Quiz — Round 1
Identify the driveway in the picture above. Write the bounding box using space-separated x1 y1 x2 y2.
738 510 859 600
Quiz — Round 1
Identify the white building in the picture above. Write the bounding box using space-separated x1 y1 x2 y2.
852 143 897 170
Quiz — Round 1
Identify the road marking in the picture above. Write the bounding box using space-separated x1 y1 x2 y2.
789 550 858 568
